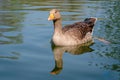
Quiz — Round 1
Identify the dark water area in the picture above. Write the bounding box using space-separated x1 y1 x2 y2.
0 0 120 80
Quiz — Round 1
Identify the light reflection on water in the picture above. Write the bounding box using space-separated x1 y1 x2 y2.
0 0 120 80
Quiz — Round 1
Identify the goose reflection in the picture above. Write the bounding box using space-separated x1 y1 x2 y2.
50 41 94 75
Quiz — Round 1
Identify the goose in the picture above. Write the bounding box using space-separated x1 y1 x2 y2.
48 9 97 46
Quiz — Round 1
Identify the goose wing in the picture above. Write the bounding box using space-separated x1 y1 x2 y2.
62 22 92 39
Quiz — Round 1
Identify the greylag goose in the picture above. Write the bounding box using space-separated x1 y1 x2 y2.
48 9 97 46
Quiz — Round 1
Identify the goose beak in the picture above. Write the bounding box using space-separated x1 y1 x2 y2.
48 14 54 21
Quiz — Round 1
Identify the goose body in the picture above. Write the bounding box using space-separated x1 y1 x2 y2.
48 9 97 46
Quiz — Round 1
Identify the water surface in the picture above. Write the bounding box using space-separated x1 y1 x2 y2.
0 0 120 80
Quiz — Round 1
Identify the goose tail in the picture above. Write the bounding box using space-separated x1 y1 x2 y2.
84 17 97 32
84 17 97 25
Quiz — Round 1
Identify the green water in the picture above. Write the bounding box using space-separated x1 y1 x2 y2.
0 0 120 80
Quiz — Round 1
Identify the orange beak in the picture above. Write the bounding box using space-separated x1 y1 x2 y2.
48 14 54 21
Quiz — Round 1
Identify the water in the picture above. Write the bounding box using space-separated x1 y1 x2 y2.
0 0 120 80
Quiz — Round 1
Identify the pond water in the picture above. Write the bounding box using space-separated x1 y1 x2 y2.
0 0 120 80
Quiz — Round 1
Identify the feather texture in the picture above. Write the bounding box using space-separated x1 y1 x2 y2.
48 9 97 46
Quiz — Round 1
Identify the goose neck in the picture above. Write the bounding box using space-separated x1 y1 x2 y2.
53 19 62 33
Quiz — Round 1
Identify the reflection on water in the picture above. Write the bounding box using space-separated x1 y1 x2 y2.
51 41 94 75
92 1 120 73
0 0 24 44
0 0 23 10
0 0 119 80
0 51 20 60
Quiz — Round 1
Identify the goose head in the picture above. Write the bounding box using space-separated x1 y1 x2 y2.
48 9 61 21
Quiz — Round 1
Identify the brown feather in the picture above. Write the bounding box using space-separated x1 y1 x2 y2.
62 21 93 39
